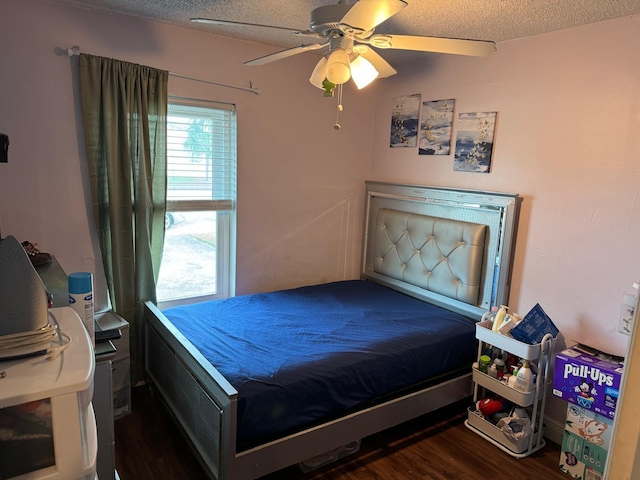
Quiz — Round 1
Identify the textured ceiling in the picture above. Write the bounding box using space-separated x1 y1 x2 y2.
48 0 640 64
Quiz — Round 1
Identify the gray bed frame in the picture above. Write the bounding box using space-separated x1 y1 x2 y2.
144 181 520 479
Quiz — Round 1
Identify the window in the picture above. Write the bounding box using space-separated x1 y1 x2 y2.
156 100 236 307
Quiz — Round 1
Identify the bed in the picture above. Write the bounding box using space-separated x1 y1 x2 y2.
143 181 521 479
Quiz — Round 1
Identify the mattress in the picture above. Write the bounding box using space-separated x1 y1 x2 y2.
162 280 477 447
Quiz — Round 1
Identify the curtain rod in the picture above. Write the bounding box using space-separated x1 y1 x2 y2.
65 46 261 95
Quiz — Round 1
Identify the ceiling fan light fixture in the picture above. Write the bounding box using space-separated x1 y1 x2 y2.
350 55 379 89
196 0 497 97
325 48 351 85
309 57 328 89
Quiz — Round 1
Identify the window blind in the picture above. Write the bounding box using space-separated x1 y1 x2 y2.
167 102 236 210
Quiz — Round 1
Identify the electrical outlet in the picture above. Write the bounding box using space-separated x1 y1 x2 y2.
618 293 636 336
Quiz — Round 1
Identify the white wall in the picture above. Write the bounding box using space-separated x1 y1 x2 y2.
372 15 640 358
370 13 640 427
0 0 376 309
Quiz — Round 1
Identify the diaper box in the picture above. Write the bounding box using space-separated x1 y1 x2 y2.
552 345 624 420
559 404 613 480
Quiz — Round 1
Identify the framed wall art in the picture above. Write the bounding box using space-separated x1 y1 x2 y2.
453 111 497 173
419 98 455 155
390 94 420 148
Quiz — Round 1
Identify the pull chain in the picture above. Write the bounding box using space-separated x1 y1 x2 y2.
334 84 343 130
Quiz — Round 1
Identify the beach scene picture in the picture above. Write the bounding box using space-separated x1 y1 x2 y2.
390 94 420 148
453 112 497 173
419 98 455 155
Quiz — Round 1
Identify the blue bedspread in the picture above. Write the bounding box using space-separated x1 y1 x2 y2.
162 280 477 446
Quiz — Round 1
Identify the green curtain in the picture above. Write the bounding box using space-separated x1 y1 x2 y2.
79 54 168 385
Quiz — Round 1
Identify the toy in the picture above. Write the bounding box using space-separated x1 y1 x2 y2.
476 396 510 416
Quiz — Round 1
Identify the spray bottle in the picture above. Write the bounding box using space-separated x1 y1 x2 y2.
68 272 94 347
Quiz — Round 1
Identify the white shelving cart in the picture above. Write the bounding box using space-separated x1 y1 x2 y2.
465 320 555 458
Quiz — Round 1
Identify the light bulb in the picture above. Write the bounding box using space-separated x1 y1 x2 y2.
350 55 379 89
326 49 351 85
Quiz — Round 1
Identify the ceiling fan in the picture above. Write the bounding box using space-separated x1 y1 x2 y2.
191 0 496 92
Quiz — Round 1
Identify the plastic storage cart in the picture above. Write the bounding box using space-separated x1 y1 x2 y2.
465 320 555 458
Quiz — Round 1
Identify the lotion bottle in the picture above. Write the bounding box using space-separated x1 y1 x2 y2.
508 367 518 389
492 305 508 332
498 313 520 335
515 360 534 392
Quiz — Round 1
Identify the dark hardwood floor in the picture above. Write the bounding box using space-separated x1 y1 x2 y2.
115 386 568 480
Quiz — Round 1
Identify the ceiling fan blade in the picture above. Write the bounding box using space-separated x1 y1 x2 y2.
190 18 322 39
244 43 329 66
355 46 397 78
368 34 496 57
340 0 408 33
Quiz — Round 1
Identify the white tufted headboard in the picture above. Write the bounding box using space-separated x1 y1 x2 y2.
374 208 486 305
362 181 521 320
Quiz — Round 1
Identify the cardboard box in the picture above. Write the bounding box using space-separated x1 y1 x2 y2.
559 404 613 480
552 345 624 420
